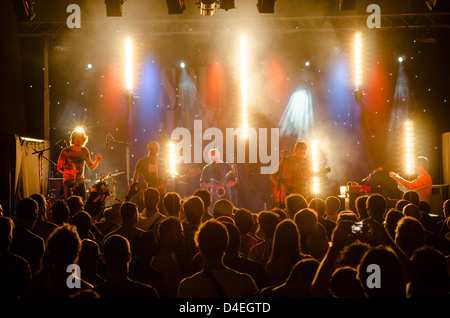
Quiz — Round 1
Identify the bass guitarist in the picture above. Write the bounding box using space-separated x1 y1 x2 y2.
200 148 237 209
270 141 312 207
126 141 167 211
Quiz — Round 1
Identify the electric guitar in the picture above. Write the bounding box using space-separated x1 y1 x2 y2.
125 168 202 201
209 170 236 199
273 167 331 205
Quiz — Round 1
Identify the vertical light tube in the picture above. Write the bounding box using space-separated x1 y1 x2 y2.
354 32 362 89
311 139 320 194
240 34 249 139
405 120 415 175
125 36 133 92
168 141 177 177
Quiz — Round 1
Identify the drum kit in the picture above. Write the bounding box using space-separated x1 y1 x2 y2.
49 171 125 220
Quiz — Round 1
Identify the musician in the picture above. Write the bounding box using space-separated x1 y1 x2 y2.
132 141 167 188
389 156 432 204
57 128 102 200
270 141 312 205
129 141 167 210
199 148 236 208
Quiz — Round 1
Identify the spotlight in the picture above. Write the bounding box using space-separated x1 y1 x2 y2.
398 56 404 63
257 0 276 13
219 0 236 11
11 0 36 21
166 0 186 14
86 64 93 69
199 0 217 16
305 61 310 67
104 0 125 17
180 62 186 68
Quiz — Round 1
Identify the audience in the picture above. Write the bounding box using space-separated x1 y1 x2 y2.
104 202 147 254
176 196 204 276
310 197 335 240
24 224 93 297
177 219 258 298
95 203 121 236
29 193 57 242
1 182 449 299
248 211 280 265
193 189 213 221
324 196 341 222
293 208 329 260
265 219 312 286
0 216 31 298
10 198 45 277
151 216 183 297
234 208 259 258
163 191 183 218
137 187 166 232
94 234 159 298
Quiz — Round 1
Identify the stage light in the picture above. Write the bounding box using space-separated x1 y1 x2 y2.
219 0 236 10
404 120 415 175
74 127 85 134
240 34 249 139
311 139 321 194
180 62 186 68
354 32 363 89
199 0 217 16
125 36 133 92
167 141 178 177
11 0 36 21
305 61 310 67
104 0 126 17
166 0 186 14
86 63 93 69
257 0 275 13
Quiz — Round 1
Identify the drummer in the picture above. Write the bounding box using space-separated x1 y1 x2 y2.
57 127 102 200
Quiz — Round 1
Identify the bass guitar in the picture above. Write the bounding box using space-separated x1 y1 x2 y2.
273 167 331 205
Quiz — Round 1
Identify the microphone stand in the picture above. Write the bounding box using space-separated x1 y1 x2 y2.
107 133 132 188
31 140 63 195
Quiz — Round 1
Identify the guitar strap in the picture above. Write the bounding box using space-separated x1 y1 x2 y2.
202 270 227 298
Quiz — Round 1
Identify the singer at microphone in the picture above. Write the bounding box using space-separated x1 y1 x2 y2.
57 128 102 200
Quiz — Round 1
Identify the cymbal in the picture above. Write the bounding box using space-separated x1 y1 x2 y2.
64 178 91 186
95 171 125 183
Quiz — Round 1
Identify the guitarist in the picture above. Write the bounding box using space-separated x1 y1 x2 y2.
270 141 312 206
126 141 167 211
200 148 237 209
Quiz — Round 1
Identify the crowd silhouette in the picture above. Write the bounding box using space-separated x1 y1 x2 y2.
1 186 449 299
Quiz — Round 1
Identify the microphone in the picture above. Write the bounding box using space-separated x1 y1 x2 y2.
63 139 68 148
281 149 291 153
106 134 109 147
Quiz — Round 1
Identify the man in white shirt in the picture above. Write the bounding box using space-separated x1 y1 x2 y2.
389 156 433 204
137 187 166 232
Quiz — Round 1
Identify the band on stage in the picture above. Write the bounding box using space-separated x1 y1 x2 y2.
53 133 432 216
